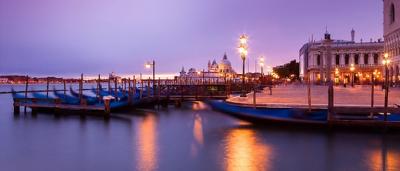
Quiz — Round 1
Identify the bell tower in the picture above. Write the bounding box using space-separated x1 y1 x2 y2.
351 29 355 42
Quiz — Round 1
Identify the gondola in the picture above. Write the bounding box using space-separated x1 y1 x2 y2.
53 89 80 105
11 88 26 99
208 100 400 130
208 100 327 126
69 87 99 105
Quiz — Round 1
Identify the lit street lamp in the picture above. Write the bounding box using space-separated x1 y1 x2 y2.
239 34 248 97
383 53 391 121
145 60 155 97
335 68 339 84
350 64 355 87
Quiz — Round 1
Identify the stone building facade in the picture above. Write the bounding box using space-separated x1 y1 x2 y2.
384 0 400 84
299 30 384 84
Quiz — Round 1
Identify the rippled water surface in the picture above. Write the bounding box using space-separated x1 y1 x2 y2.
1 85 400 171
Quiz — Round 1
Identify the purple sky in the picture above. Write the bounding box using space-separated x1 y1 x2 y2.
0 0 383 77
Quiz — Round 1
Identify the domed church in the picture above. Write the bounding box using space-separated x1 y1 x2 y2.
179 53 236 80
207 53 236 74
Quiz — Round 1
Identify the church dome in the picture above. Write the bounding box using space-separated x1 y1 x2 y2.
220 53 231 66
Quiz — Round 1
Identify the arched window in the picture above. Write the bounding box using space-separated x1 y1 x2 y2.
374 54 379 64
354 54 359 65
390 3 396 24
335 55 340 65
345 54 350 65
364 54 369 65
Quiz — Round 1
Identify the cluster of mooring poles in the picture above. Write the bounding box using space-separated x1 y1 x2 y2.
12 73 257 117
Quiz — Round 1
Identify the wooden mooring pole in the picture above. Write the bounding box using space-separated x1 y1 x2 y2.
104 99 111 118
133 76 136 100
97 74 101 103
128 78 132 103
114 78 118 100
253 86 256 108
157 78 161 102
23 75 29 114
124 79 127 95
308 72 311 112
108 76 111 94
370 73 374 117
140 79 143 99
63 79 67 97
46 77 49 98
147 77 151 98
79 74 83 104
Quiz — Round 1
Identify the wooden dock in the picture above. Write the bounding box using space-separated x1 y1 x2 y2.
9 74 260 117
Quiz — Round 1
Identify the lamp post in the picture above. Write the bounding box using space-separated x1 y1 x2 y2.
383 53 391 121
145 60 155 97
335 68 339 85
350 64 355 87
239 34 248 97
259 56 265 75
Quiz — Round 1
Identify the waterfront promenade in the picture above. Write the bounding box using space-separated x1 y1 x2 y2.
228 85 400 108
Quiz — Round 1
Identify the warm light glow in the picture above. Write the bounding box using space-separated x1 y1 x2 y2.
384 53 389 58
350 64 355 72
238 34 249 59
383 59 391 65
238 46 248 56
193 114 204 145
259 57 265 67
238 46 246 54
224 129 272 171
145 63 151 69
368 148 400 171
239 34 248 44
136 115 158 171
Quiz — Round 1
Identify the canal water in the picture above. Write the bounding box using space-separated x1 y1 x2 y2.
1 85 400 171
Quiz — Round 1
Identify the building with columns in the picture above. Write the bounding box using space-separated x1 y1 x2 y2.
384 0 400 85
299 30 384 84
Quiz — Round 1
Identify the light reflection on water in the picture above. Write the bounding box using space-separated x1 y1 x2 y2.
191 113 204 157
135 114 158 171
224 128 272 171
2 85 400 171
367 139 400 171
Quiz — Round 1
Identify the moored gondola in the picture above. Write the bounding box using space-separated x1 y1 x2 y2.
208 100 400 130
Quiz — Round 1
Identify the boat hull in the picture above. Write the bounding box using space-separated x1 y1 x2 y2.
208 100 400 131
